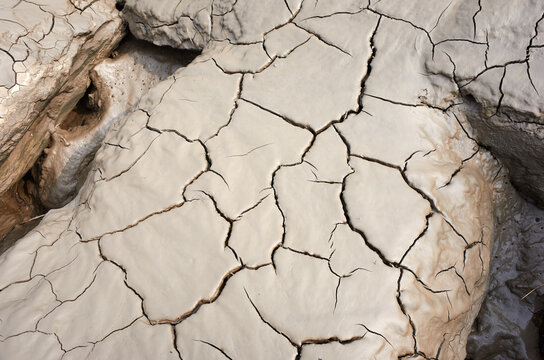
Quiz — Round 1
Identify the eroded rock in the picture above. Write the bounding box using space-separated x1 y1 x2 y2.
467 185 544 360
37 35 198 209
0 0 125 240
0 0 125 195
420 0 544 207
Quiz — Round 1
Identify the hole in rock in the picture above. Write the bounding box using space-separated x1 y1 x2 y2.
60 81 100 130
115 0 125 11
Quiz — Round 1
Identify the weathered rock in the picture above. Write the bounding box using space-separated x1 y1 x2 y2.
37 35 198 209
0 1 537 359
0 174 41 244
122 0 294 51
0 0 125 196
122 0 214 50
420 0 544 207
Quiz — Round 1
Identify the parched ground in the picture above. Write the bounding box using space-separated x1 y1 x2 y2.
1 0 543 359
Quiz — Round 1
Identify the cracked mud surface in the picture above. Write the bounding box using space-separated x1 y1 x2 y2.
0 0 543 359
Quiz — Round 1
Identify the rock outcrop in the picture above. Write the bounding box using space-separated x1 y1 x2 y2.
0 0 125 238
121 0 214 50
0 0 125 195
37 35 198 209
0 0 541 359
421 0 544 207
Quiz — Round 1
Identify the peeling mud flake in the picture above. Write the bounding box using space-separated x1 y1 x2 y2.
175 266 298 360
276 163 346 258
148 59 242 141
0 51 15 89
229 191 283 267
242 36 366 131
298 336 395 360
0 276 59 340
248 247 412 352
185 99 312 219
85 318 180 359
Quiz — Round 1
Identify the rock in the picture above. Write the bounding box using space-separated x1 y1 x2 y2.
0 0 535 359
420 0 544 207
121 0 214 50
37 35 198 209
121 0 294 51
0 0 125 196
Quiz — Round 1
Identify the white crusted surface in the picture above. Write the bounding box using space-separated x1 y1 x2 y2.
0 0 526 359
37 36 197 209
100 199 238 322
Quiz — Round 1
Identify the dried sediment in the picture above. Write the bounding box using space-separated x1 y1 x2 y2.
0 1 542 359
